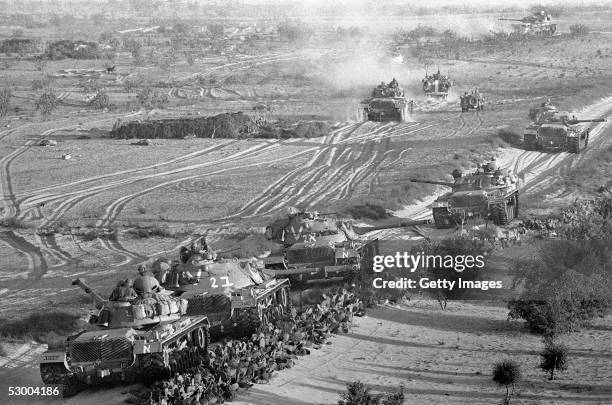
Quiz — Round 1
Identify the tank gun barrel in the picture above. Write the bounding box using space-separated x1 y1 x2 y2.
498 18 525 22
356 219 431 233
566 118 606 124
72 278 105 309
410 178 455 187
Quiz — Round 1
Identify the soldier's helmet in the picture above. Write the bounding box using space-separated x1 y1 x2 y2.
452 169 462 179
133 275 161 295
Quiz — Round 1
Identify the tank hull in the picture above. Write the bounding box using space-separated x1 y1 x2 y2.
40 316 210 396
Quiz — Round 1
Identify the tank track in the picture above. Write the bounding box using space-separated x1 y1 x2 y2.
40 363 82 398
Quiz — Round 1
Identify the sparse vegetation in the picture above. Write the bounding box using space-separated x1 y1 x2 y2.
0 312 80 344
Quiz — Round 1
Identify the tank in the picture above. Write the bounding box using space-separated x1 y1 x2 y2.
39 278 210 397
358 78 412 122
153 241 290 338
460 90 485 111
410 161 520 228
499 11 557 36
422 69 451 98
262 209 429 285
524 100 605 153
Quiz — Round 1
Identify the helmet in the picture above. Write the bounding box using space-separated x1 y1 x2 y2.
133 275 161 295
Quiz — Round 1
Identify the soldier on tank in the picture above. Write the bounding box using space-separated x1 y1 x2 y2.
180 246 190 263
109 278 137 301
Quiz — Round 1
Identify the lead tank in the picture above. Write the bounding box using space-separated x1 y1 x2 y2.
410 161 520 228
263 208 429 285
524 100 605 153
40 277 210 397
154 245 290 338
499 10 557 36
358 78 412 122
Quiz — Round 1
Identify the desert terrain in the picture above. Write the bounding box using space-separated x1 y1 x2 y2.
0 1 611 404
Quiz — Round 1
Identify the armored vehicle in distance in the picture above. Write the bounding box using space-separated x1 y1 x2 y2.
411 161 520 228
524 100 605 153
460 90 485 111
422 69 451 98
499 10 557 36
40 278 209 396
358 78 412 122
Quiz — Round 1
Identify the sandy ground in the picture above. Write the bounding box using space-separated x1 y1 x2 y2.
232 303 612 405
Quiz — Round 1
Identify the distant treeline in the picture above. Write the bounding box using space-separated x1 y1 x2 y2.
44 40 100 60
110 112 330 140
0 38 38 54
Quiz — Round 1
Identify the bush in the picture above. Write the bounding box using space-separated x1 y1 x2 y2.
346 203 390 220
0 87 11 119
569 24 589 37
128 225 174 239
338 381 404 405
492 360 521 405
89 90 110 110
0 312 80 343
0 217 27 228
540 342 568 380
508 239 612 336
35 91 59 116
410 237 494 306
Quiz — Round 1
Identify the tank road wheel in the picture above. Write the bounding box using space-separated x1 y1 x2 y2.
491 204 509 226
524 134 537 151
514 195 519 218
139 352 169 382
568 136 580 154
40 363 81 398
192 326 207 350
433 207 454 229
